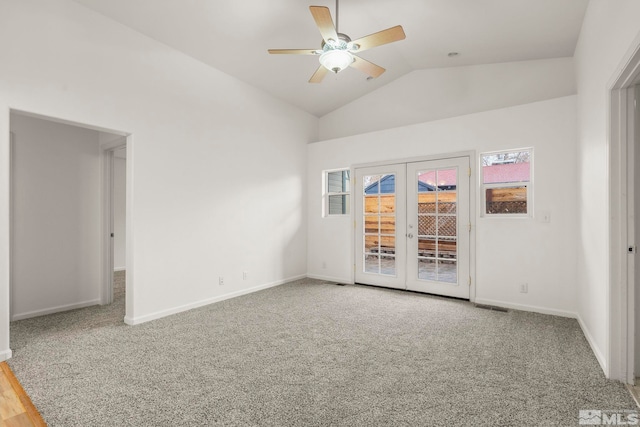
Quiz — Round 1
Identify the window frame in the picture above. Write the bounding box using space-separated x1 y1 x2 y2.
480 148 533 218
323 168 351 217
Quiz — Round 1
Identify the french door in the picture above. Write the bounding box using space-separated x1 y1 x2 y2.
354 157 470 299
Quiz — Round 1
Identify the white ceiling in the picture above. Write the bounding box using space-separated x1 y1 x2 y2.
72 0 589 117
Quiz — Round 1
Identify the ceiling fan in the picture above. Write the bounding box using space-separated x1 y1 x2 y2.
268 0 406 83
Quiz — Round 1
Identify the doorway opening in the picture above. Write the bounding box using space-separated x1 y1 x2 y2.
8 111 130 330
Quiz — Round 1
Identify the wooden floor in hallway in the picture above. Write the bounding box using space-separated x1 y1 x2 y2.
0 362 46 426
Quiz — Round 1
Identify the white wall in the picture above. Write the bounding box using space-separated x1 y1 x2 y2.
319 57 576 141
10 114 101 320
574 0 640 375
309 96 578 317
113 155 126 271
0 0 317 360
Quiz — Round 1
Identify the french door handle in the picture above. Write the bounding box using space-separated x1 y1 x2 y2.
407 233 414 239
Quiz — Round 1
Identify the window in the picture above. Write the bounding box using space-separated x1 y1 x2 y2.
324 169 350 216
480 149 532 216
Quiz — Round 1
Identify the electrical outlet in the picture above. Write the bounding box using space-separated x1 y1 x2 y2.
243 271 248 280
219 276 224 286
322 261 327 269
519 283 528 293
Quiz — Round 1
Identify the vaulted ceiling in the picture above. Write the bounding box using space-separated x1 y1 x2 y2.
72 0 589 117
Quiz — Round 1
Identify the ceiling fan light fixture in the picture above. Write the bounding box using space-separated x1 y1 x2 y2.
319 49 354 73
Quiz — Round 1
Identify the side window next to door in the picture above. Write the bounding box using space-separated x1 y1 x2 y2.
324 169 350 216
480 149 532 217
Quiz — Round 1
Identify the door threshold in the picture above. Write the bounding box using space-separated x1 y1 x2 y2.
353 282 470 302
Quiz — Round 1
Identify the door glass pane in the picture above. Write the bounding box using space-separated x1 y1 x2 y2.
363 174 396 276
418 238 436 258
365 255 379 273
381 256 396 276
379 195 395 213
438 216 456 237
437 192 456 214
437 168 457 188
438 238 457 259
364 216 380 234
418 193 436 213
416 168 458 283
365 235 379 253
418 258 437 281
380 236 395 254
438 260 457 283
418 215 436 236
365 196 379 213
380 215 396 235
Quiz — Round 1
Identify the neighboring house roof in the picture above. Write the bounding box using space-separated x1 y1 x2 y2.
364 163 529 194
365 175 435 194
482 163 530 184
418 163 530 186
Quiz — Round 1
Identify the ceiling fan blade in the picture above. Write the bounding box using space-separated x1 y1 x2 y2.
309 65 329 84
351 55 386 78
310 6 338 44
268 49 318 55
351 25 406 52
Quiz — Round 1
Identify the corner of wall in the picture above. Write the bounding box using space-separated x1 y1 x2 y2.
577 313 608 376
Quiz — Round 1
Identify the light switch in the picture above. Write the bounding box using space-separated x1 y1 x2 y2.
540 211 551 223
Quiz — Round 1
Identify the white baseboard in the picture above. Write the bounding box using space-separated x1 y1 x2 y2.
473 298 577 318
306 273 352 284
114 267 126 272
0 349 12 362
576 313 608 377
11 299 101 321
124 274 307 326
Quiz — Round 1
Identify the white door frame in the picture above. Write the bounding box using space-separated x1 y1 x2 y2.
8 132 15 321
350 151 476 301
5 109 133 332
100 139 127 305
609 32 640 383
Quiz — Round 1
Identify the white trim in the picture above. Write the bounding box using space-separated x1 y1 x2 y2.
627 85 638 385
307 273 353 283
101 148 115 305
114 267 126 272
609 30 640 383
9 110 128 137
101 137 128 310
0 349 12 362
8 132 15 321
124 136 134 321
11 299 101 321
473 297 576 318
578 314 609 376
123 274 306 326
